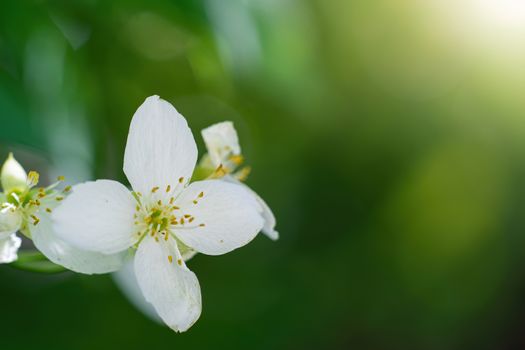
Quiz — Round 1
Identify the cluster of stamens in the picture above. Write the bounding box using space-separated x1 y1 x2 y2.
2 172 70 231
132 182 207 265
208 154 250 182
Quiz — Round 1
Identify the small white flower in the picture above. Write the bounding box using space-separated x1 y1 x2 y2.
0 154 126 272
52 96 264 332
201 121 242 171
201 121 279 240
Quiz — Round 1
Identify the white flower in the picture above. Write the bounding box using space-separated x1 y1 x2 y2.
0 153 126 272
201 121 241 171
201 121 279 240
52 96 264 332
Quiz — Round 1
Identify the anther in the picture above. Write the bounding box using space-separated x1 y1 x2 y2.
236 166 251 182
189 217 194 223
166 185 171 192
31 215 40 225
177 259 182 266
199 223 206 227
27 171 40 187
230 154 244 165
178 177 184 183
193 200 198 205
168 255 173 263
57 175 65 181
169 197 174 204
63 186 72 193
56 196 64 201
151 186 159 193
45 208 52 213
215 164 227 176
198 192 204 198
157 200 162 206
184 214 191 218
180 218 185 224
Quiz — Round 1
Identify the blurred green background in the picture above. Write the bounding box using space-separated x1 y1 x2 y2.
2 0 525 349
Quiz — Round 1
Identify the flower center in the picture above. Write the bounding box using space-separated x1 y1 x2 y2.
132 184 205 243
1 172 69 237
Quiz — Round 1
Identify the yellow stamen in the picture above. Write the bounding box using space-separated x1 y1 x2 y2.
230 154 244 165
27 171 40 187
236 166 252 182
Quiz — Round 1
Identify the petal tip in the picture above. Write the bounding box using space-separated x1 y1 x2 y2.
264 229 279 241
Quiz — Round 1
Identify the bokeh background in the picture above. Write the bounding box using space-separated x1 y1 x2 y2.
2 0 525 349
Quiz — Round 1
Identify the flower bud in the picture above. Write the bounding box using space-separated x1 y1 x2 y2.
1 153 28 193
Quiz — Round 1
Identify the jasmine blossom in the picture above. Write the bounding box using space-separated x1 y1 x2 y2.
53 96 264 332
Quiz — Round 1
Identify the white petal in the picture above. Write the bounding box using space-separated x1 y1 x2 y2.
134 236 201 332
201 121 241 167
52 180 137 255
174 180 264 255
0 205 21 239
222 175 279 240
257 194 279 240
0 234 21 263
31 211 127 274
124 95 197 197
113 260 163 324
